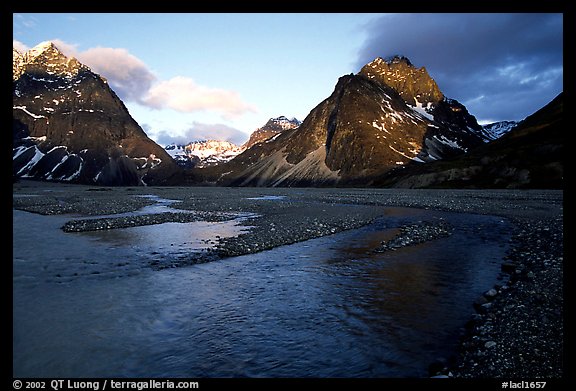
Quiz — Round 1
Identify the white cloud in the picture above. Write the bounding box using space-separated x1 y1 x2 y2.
50 39 80 57
13 39 29 53
143 76 257 119
14 38 258 120
151 122 249 146
76 47 157 103
26 39 258 119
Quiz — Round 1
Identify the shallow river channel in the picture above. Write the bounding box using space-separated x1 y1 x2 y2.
13 200 511 377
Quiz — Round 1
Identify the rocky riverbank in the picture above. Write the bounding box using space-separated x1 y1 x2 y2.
451 216 563 378
12 180 563 378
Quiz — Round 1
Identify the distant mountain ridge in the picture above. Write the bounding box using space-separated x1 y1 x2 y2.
243 116 301 149
193 56 487 186
480 121 518 141
373 93 563 188
13 43 558 189
165 139 245 168
13 41 180 185
163 116 300 168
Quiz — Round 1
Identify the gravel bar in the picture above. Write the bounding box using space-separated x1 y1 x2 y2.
12 180 564 379
374 220 452 253
61 211 236 232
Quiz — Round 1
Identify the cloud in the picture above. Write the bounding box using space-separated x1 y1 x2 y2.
17 38 257 119
77 47 157 104
143 76 257 118
356 13 563 121
50 39 80 58
151 122 249 146
13 39 28 53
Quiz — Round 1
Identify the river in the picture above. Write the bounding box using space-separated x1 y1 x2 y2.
13 203 511 377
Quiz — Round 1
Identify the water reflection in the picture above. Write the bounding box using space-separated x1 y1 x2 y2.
13 207 511 378
81 220 251 253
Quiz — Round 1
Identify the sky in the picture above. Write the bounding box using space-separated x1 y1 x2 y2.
13 13 563 146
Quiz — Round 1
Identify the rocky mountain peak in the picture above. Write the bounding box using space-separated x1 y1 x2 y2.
25 41 59 58
263 116 302 130
243 116 301 149
13 41 88 81
165 140 245 169
359 56 444 108
13 41 179 185
386 55 413 66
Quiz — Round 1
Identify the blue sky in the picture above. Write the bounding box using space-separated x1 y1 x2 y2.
13 13 563 146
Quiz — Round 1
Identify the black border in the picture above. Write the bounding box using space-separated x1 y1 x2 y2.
7 1 573 389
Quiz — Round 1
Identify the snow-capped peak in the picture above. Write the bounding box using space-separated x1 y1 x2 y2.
26 41 60 59
165 140 245 168
14 41 88 81
266 116 302 130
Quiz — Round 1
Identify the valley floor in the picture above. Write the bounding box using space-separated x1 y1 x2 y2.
12 180 564 379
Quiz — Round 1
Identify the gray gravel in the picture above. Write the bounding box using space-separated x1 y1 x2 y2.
374 219 452 252
61 211 236 232
452 217 563 378
12 180 563 378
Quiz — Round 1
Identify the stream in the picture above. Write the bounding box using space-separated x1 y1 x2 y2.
13 201 511 377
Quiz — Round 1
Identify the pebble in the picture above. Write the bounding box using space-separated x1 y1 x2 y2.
13 180 563 379
374 220 452 253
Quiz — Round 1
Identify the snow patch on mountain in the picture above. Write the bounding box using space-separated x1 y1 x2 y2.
480 121 518 141
165 140 245 168
13 41 179 185
412 99 434 121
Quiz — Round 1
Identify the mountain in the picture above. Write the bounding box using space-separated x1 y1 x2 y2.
165 140 245 168
164 117 300 170
199 56 485 187
243 116 301 149
373 93 563 189
12 41 180 186
480 121 518 141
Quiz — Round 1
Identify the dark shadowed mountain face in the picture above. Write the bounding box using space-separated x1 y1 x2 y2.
373 93 563 189
201 56 485 187
13 42 180 186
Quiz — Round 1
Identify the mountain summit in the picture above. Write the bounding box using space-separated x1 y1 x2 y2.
166 140 245 168
13 41 87 81
203 56 485 187
360 56 444 108
13 42 179 185
243 116 301 149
